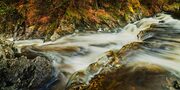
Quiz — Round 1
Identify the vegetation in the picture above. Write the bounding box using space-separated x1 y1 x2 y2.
0 0 179 40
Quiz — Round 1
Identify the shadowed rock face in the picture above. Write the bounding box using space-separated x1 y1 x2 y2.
0 39 53 90
0 0 179 40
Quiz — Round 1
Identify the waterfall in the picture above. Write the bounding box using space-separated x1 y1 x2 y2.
11 13 180 89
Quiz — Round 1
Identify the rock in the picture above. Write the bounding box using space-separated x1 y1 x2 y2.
0 38 53 90
66 50 122 90
83 65 180 90
50 32 61 41
0 56 52 90
0 0 179 40
66 20 180 90
66 43 180 90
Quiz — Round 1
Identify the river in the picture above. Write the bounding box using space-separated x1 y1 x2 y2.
11 13 180 90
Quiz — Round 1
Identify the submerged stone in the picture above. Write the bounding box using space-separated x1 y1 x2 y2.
66 18 180 90
66 53 180 90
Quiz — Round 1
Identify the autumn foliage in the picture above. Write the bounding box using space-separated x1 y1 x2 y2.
0 0 179 39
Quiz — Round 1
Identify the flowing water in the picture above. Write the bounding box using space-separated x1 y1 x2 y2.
11 13 180 89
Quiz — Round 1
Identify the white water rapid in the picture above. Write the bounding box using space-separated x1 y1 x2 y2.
10 13 180 89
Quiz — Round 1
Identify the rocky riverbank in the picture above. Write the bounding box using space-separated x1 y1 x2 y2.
0 38 53 89
0 0 179 40
66 14 180 90
0 1 180 90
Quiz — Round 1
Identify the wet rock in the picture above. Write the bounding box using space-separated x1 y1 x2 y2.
66 45 180 90
66 50 122 90
49 72 68 90
0 38 53 90
66 50 180 90
173 81 180 89
50 32 61 41
0 39 16 59
84 65 180 90
0 57 53 90
66 21 180 89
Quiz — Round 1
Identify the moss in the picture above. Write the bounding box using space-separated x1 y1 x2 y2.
0 0 180 39
65 8 81 20
0 5 7 15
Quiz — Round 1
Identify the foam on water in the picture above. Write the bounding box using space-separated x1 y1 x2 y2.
12 13 180 78
13 29 139 73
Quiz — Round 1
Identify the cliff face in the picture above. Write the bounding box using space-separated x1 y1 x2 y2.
0 0 179 40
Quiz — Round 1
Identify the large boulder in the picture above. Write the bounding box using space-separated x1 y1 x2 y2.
0 38 53 90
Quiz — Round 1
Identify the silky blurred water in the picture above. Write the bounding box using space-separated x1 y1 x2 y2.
11 13 180 89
